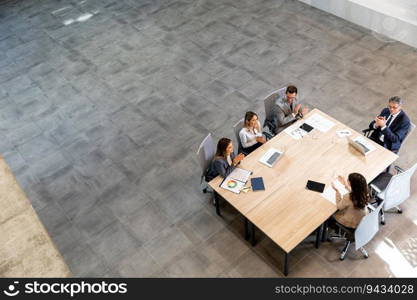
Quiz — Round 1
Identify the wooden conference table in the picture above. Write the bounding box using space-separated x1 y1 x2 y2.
208 109 398 276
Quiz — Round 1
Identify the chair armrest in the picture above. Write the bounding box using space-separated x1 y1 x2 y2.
369 183 382 194
362 128 373 137
367 204 376 211
394 165 405 173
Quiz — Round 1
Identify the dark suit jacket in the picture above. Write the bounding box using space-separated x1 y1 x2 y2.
369 108 411 152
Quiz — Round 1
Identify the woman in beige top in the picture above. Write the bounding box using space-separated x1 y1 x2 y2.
332 173 369 229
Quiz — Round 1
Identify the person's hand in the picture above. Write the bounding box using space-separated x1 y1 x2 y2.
256 136 266 144
337 176 346 186
301 106 309 116
233 153 245 165
293 103 301 114
331 182 337 191
375 116 386 128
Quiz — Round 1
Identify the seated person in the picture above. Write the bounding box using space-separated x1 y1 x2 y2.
368 96 411 153
331 173 369 229
267 85 309 135
205 138 245 182
239 111 266 154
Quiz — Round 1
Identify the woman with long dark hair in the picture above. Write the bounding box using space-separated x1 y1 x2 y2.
239 111 266 154
332 173 369 228
205 138 245 182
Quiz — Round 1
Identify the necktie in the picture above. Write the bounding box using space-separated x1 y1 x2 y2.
386 115 393 128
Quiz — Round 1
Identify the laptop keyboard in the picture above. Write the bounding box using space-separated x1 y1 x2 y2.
267 152 280 165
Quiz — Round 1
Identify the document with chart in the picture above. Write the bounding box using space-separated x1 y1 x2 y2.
220 167 252 194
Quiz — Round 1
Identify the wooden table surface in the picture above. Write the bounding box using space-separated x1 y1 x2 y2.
209 109 398 253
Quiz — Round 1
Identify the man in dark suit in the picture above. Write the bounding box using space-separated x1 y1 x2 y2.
368 96 411 153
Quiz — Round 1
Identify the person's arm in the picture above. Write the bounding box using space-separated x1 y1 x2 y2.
381 117 410 144
213 158 235 178
336 192 349 210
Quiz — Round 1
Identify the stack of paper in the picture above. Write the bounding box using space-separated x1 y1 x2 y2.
220 167 251 194
304 114 335 133
284 124 309 140
321 179 349 204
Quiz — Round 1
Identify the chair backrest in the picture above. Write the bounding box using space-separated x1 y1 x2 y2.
397 121 415 156
355 200 384 250
196 133 215 178
263 87 286 122
233 119 245 154
382 161 417 210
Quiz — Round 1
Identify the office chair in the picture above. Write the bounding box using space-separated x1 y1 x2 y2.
262 87 286 139
369 162 417 225
329 201 384 260
196 133 215 193
233 119 248 155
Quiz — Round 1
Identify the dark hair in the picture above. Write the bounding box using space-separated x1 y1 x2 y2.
244 111 258 126
389 96 403 105
215 138 232 158
286 85 298 94
348 173 369 209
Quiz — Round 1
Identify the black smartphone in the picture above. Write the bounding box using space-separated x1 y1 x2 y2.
306 180 325 193
300 123 314 132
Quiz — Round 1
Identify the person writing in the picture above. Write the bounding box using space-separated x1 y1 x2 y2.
205 138 245 182
331 173 369 229
239 111 266 154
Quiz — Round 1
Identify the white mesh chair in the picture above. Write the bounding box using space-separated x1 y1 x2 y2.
370 162 417 224
233 119 246 155
331 201 384 260
397 122 415 157
262 87 286 139
196 133 215 193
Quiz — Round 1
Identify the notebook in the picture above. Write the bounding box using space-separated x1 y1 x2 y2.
220 167 252 194
250 177 265 191
306 180 325 193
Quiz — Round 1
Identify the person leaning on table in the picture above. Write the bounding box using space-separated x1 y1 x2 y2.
331 173 369 229
239 111 267 154
205 138 245 182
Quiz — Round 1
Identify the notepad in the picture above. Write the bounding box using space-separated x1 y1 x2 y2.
220 167 252 194
251 177 265 191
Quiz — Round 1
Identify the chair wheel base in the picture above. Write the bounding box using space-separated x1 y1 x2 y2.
397 208 403 214
381 220 385 225
339 256 345 261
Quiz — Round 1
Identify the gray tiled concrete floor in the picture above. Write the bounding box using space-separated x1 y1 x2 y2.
1 0 417 277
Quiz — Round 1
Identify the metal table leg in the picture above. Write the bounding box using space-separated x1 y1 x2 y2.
214 192 221 216
284 252 289 276
244 218 249 241
321 220 328 242
250 222 256 246
315 223 323 249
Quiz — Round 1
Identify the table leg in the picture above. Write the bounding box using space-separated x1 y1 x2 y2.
321 220 328 242
250 222 256 246
284 252 289 276
214 192 221 216
244 217 249 241
315 224 323 249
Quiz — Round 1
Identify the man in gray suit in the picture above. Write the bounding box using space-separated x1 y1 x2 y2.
269 85 309 135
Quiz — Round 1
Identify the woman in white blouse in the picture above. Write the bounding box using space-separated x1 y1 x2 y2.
239 111 266 154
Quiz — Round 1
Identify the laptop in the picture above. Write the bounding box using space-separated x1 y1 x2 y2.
259 148 284 168
348 136 371 156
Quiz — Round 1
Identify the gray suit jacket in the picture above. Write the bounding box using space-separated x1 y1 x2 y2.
271 96 300 134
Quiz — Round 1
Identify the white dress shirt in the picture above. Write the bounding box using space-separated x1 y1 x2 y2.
239 121 263 148
375 111 401 142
